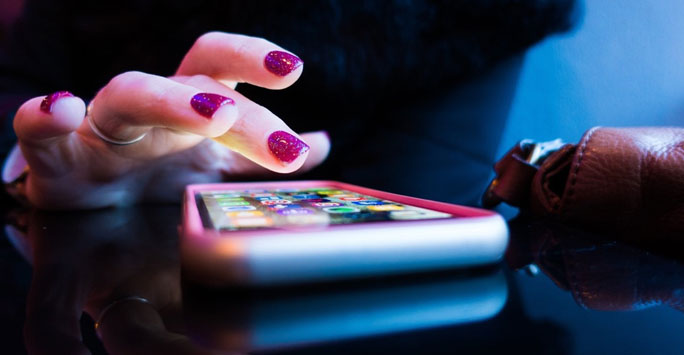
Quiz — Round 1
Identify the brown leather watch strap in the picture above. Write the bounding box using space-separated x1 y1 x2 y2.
486 126 684 242
536 127 684 231
482 138 567 209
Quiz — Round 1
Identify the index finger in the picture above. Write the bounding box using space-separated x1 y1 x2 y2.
177 32 304 90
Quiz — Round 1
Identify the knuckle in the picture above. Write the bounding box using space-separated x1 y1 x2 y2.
99 71 162 115
106 71 146 93
234 35 270 59
193 31 225 50
240 102 271 124
233 40 252 59
253 36 272 49
184 74 214 87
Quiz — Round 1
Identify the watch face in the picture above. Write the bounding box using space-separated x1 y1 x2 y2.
198 187 453 231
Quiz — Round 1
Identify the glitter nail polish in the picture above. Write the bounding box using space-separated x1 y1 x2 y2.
264 51 303 77
268 130 310 164
191 93 234 118
40 91 74 113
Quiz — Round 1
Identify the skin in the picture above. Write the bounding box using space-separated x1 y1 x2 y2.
12 32 331 209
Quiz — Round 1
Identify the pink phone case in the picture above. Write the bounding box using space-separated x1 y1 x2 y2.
182 180 508 286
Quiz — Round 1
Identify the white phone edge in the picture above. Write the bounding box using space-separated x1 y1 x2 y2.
182 213 508 286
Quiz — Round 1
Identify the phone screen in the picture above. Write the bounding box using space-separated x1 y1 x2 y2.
197 187 454 231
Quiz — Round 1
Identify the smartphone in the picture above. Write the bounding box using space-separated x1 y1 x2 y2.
181 181 508 286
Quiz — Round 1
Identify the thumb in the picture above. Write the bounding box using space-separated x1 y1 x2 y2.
13 91 86 177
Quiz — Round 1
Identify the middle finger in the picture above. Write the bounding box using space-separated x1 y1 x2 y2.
174 74 313 173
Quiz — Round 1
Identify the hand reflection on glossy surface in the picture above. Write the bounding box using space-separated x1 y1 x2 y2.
11 207 682 354
7 206 511 355
507 217 684 313
8 207 219 355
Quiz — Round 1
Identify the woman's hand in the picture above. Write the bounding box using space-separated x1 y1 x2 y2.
12 32 330 209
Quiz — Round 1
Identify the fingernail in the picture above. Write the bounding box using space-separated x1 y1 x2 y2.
191 93 234 118
264 51 303 76
268 130 310 164
40 91 74 113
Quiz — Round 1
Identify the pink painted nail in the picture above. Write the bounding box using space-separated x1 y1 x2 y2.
268 130 310 164
40 91 74 113
264 51 303 76
191 93 234 118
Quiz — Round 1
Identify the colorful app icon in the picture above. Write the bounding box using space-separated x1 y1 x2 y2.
250 193 275 197
226 210 264 218
330 194 356 198
261 200 292 205
339 197 366 201
291 194 321 200
300 198 330 203
352 200 386 206
231 217 272 227
254 196 283 201
311 202 343 207
212 193 241 198
245 189 270 194
304 187 333 192
267 204 302 210
215 196 244 201
217 200 251 206
323 206 360 213
341 211 379 221
316 190 344 195
276 208 313 216
222 205 257 211
367 205 404 211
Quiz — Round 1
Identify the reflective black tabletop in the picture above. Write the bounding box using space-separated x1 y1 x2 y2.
1 205 683 355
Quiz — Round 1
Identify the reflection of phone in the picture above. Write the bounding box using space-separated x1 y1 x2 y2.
182 181 508 286
184 269 508 353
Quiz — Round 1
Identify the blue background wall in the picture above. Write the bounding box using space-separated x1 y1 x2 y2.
498 0 684 157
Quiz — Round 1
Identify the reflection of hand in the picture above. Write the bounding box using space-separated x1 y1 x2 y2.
20 207 224 354
12 32 330 209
